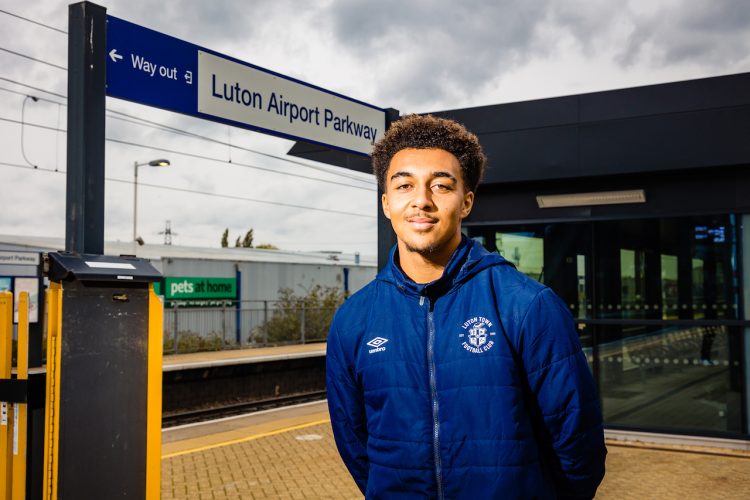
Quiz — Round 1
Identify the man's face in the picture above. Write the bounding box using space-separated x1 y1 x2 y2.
382 148 474 259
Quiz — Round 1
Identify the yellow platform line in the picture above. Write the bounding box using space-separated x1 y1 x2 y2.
161 418 331 459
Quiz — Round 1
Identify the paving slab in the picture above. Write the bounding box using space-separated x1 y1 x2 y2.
161 402 750 499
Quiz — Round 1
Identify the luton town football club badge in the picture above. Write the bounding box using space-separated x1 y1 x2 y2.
459 317 496 353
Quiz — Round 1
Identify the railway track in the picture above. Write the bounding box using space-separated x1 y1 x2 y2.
162 390 328 427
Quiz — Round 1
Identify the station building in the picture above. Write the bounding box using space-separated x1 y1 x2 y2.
291 72 750 443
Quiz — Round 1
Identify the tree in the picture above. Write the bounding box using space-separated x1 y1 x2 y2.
242 229 254 248
255 243 278 250
255 285 346 344
221 228 229 248
234 236 241 247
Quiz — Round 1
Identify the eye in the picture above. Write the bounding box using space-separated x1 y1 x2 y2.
431 183 452 192
395 183 412 191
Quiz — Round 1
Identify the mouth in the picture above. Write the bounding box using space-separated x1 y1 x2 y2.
406 215 438 230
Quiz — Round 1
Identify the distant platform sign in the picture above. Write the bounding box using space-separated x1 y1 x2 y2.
106 15 384 155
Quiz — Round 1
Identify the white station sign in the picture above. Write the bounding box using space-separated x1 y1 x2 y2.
198 51 384 155
0 251 40 266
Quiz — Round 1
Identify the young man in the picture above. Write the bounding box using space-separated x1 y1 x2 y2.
326 115 606 499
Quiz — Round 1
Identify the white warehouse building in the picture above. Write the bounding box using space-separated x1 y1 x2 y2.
0 235 377 348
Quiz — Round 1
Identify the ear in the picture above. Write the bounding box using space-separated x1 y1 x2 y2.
461 191 474 219
381 191 391 220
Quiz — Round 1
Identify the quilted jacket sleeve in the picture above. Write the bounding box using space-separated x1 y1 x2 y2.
326 320 369 493
519 288 607 500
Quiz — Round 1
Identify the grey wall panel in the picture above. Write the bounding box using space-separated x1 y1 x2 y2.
466 166 750 225
435 95 579 134
481 126 580 184
163 259 235 278
579 107 750 176
579 72 750 122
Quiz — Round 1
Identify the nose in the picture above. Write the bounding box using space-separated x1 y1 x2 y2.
411 184 434 210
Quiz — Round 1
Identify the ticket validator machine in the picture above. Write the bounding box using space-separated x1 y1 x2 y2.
43 252 162 499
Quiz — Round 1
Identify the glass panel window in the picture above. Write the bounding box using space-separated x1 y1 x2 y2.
495 232 544 282
661 254 678 320
468 213 745 437
594 216 739 320
598 324 743 434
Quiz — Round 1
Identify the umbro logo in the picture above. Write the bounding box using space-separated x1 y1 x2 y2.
367 337 388 354
367 337 388 348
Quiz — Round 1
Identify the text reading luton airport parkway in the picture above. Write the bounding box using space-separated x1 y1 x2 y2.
208 75 379 142
197 51 382 153
106 16 385 155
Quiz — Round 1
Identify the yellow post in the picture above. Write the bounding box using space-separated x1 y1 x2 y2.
146 284 163 500
11 292 29 500
42 283 62 500
0 291 13 500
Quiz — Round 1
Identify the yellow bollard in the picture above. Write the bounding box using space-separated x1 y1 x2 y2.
12 292 29 500
42 283 62 500
0 291 13 500
146 283 164 500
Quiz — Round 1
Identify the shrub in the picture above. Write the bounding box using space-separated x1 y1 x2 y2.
163 331 226 353
255 285 345 344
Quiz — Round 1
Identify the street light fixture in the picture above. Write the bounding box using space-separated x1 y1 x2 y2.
133 159 170 246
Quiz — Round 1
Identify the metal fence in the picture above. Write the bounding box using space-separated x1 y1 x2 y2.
162 302 336 354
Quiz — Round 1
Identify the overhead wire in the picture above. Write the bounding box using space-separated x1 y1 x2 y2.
106 107 375 183
0 11 375 184
0 76 375 185
20 95 39 168
106 137 376 191
0 161 376 219
0 15 373 183
0 47 66 71
0 8 67 34
0 14 378 215
0 112 374 191
0 76 66 99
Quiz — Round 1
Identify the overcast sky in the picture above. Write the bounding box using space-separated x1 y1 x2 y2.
1 0 749 256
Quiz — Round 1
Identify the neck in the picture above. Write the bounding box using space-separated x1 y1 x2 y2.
397 234 462 284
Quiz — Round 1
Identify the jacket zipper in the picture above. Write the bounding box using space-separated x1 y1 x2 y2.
424 295 444 499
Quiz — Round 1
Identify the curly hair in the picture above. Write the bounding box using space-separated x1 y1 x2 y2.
371 114 486 192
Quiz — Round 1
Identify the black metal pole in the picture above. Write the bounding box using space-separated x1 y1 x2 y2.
66 2 107 254
377 108 400 271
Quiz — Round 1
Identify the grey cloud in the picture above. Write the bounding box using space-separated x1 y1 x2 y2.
325 0 553 107
546 2 619 54
618 0 750 67
102 0 296 47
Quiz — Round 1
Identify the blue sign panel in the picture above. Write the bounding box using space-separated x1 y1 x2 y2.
106 16 197 117
105 15 385 155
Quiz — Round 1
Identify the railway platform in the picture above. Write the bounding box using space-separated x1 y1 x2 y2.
163 343 327 371
161 400 750 499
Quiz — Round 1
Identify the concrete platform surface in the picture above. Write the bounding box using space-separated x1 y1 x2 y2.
161 401 750 499
162 343 326 371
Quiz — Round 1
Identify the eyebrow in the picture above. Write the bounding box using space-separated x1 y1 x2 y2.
389 171 412 182
388 171 457 182
432 171 457 182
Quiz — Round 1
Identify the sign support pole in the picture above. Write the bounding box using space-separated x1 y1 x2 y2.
66 2 107 254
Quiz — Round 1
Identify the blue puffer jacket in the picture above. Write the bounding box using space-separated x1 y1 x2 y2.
326 236 606 499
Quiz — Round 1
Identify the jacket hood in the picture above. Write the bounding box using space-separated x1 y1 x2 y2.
376 235 513 298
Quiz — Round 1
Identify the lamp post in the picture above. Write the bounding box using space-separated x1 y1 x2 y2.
133 159 170 246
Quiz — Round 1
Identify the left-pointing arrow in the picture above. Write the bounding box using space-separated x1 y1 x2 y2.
109 49 123 62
